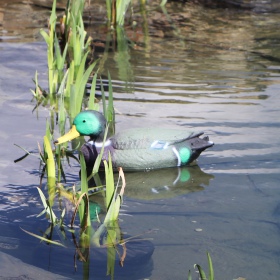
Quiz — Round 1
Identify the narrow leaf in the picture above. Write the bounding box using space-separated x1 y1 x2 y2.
21 227 66 247
194 264 207 280
207 252 214 280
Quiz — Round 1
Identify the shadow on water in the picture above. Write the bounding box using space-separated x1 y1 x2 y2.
0 0 280 279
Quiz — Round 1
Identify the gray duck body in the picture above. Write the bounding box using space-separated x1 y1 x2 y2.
82 127 214 171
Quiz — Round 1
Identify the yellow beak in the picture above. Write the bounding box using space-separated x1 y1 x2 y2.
55 125 81 145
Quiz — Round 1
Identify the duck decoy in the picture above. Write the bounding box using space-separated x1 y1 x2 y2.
55 110 214 171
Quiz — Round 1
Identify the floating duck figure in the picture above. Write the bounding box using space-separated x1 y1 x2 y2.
55 110 214 171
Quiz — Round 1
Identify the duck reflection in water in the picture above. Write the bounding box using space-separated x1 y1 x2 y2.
88 165 214 202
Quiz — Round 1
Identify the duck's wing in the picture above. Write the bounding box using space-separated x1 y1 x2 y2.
110 128 204 150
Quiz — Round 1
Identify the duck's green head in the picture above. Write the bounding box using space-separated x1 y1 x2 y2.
55 110 106 144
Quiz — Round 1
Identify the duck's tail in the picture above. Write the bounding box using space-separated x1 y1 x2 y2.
188 135 214 162
191 135 214 151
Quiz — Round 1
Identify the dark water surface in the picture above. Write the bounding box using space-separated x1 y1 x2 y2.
0 0 280 279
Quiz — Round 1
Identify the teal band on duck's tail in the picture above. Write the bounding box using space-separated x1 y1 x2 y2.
55 110 214 171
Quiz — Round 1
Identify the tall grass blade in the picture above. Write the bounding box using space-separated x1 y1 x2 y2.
207 252 214 280
92 125 109 174
105 154 114 210
104 167 125 224
187 270 192 280
79 152 91 227
88 72 99 110
116 0 131 26
75 60 98 114
106 72 115 135
44 135 56 205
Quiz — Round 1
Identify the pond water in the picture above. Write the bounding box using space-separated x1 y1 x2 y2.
0 0 280 279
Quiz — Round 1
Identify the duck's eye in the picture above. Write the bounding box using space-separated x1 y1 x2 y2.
83 120 86 123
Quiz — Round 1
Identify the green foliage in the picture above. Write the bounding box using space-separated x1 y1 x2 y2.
33 0 98 128
190 252 214 280
78 153 91 229
104 164 125 223
18 1 129 263
39 0 57 103
160 0 168 7
16 0 125 252
116 0 131 26
106 0 132 27
43 135 56 205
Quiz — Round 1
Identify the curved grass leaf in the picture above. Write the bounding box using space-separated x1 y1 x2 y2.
36 187 58 223
21 227 66 247
194 264 207 280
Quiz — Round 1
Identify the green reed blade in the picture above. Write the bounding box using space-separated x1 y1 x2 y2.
101 79 107 119
71 192 90 230
69 83 77 120
44 136 55 176
91 223 106 247
36 187 58 222
80 153 88 195
75 60 98 114
106 0 112 24
75 51 89 86
13 144 41 162
44 135 56 205
207 252 214 280
107 72 115 135
187 270 192 280
64 61 75 99
40 29 50 45
54 35 68 84
70 14 79 66
77 14 87 47
116 0 131 26
105 153 114 210
21 227 66 247
57 69 68 136
104 167 125 224
78 153 91 227
160 0 168 7
194 264 207 280
88 72 99 110
49 0 57 26
92 125 109 174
